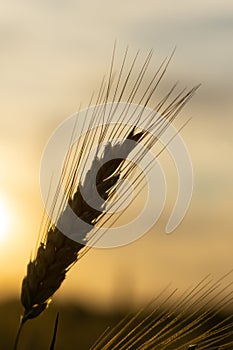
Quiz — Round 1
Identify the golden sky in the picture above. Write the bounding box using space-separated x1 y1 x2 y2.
0 0 233 309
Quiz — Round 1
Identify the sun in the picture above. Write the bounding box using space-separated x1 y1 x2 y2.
0 196 10 242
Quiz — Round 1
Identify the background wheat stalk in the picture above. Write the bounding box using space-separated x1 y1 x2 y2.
92 273 233 350
15 46 199 349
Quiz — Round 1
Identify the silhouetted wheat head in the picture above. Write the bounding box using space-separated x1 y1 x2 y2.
18 46 233 350
20 47 198 324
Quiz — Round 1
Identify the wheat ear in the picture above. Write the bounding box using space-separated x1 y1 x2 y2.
20 127 144 323
18 47 199 343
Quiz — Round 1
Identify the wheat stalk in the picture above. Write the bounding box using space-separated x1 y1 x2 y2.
92 273 233 350
15 46 199 349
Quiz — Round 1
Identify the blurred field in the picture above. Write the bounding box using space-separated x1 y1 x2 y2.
0 299 124 349
1 298 233 349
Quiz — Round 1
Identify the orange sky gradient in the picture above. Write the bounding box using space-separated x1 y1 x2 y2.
0 0 233 310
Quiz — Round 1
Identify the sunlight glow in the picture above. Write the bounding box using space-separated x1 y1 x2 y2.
0 196 10 242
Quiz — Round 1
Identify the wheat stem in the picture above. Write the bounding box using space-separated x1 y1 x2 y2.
13 318 24 350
